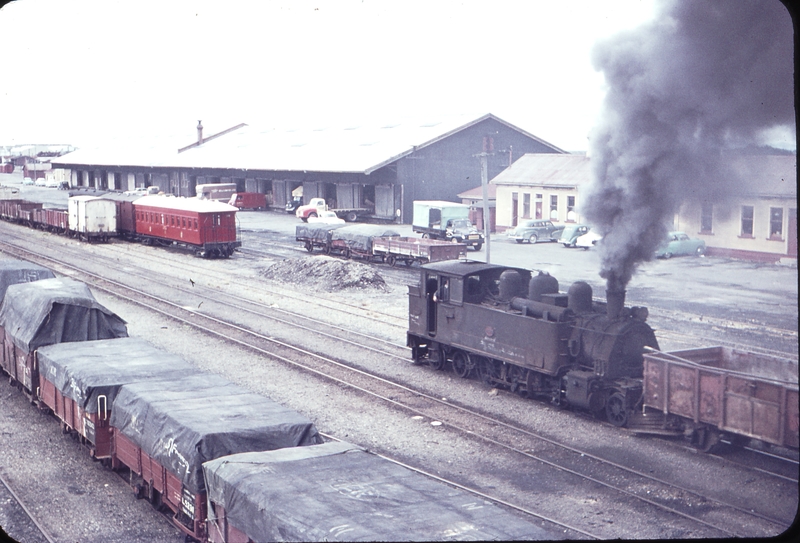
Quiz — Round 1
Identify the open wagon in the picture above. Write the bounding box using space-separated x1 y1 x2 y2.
641 346 799 451
372 236 467 266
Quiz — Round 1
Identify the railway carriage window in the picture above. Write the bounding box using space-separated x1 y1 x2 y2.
182 217 186 228
194 219 198 229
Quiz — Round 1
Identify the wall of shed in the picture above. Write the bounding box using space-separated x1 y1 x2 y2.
394 117 563 223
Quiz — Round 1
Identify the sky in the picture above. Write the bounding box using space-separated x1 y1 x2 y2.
0 0 672 152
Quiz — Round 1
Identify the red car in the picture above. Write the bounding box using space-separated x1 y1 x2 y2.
132 195 241 258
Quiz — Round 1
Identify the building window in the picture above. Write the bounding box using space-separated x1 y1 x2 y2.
522 194 531 218
550 195 558 220
741 206 754 237
535 193 543 219
770 207 783 239
700 202 713 233
567 196 576 222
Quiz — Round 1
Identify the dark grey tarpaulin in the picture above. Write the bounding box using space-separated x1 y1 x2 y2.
202 442 555 542
330 224 400 252
110 373 322 495
0 277 128 352
0 259 55 300
37 337 195 414
296 223 346 243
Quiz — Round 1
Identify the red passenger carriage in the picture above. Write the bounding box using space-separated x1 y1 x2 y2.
132 195 240 258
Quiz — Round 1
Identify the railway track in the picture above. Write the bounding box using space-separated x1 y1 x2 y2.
0 469 55 543
0 234 795 538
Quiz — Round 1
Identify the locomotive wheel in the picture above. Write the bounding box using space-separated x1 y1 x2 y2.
605 393 630 427
476 357 500 385
451 351 473 379
429 347 446 371
304 241 314 253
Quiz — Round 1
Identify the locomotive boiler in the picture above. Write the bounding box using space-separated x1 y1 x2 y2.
406 261 659 426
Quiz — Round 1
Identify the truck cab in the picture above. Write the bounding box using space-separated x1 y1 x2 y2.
296 197 328 221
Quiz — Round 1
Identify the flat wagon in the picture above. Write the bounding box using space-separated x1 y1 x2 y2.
642 346 799 451
202 441 554 542
372 236 467 266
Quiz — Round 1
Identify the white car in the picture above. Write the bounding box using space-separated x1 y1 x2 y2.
307 210 345 224
22 177 34 185
575 230 603 250
35 177 47 186
46 178 60 188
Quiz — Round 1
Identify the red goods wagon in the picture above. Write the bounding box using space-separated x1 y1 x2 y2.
35 338 194 460
643 346 799 451
109 373 321 541
0 278 128 397
133 195 241 258
44 208 68 233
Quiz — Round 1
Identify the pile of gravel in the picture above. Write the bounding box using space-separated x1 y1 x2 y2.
259 256 388 292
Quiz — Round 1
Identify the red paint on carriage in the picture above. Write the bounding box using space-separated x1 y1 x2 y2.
132 195 241 258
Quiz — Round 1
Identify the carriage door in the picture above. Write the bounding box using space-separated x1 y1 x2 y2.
425 274 438 336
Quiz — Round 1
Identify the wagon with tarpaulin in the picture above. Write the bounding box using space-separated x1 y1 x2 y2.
109 372 322 541
36 337 194 460
328 224 400 260
0 277 128 397
295 223 347 253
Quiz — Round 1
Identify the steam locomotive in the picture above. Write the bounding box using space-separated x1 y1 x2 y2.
406 260 659 426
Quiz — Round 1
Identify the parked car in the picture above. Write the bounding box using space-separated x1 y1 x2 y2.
35 177 46 187
655 231 706 258
559 224 591 247
506 219 564 244
576 230 603 250
46 178 60 188
307 210 345 224
22 177 34 185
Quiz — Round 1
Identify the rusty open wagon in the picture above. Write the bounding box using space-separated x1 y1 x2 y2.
372 236 467 266
641 346 799 451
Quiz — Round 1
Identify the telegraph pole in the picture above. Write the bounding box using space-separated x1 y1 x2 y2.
478 136 494 263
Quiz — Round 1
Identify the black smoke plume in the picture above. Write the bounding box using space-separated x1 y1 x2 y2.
583 0 794 292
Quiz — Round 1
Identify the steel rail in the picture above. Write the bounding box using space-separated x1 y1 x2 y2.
0 469 57 543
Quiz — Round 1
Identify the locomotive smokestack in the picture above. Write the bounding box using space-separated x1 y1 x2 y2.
197 120 204 145
606 287 626 320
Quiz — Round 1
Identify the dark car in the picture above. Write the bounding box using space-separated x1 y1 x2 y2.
558 224 590 247
655 231 706 258
506 219 564 244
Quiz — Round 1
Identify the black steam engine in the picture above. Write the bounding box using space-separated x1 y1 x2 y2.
407 261 659 426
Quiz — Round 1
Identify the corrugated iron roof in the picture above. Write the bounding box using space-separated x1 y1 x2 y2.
490 153 590 187
52 113 565 174
457 184 496 199
490 152 796 198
